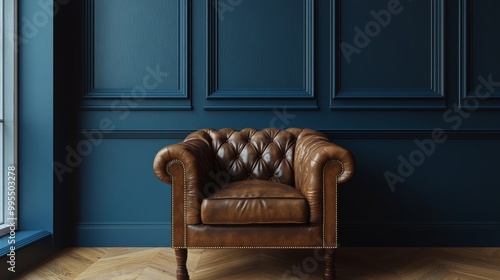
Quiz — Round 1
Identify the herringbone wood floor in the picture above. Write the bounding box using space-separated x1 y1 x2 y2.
16 247 500 280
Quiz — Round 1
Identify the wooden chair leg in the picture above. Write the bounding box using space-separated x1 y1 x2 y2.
175 248 189 280
324 249 336 280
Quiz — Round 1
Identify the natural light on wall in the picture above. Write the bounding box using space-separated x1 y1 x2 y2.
0 0 17 237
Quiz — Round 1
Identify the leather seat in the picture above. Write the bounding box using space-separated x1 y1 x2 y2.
153 128 355 279
201 180 309 224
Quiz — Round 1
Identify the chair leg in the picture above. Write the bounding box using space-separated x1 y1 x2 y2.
175 248 189 280
324 249 336 280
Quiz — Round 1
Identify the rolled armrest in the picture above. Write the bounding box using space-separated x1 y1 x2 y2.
153 139 213 186
298 141 355 184
294 129 355 224
153 134 215 228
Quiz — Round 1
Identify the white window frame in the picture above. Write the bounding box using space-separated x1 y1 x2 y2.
0 0 18 237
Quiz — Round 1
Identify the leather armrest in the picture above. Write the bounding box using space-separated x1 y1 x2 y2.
153 138 212 186
153 136 214 226
294 129 355 224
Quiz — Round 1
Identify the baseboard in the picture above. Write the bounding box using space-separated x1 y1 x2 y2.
75 223 500 247
339 223 500 247
75 223 171 247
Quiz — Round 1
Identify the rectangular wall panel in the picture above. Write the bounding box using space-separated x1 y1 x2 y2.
205 0 317 110
82 0 190 110
75 137 175 246
334 132 500 246
331 0 445 109
459 0 500 110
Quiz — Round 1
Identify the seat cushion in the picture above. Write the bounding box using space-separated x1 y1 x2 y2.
201 180 309 224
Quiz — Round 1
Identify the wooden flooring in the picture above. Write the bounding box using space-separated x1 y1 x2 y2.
16 247 500 280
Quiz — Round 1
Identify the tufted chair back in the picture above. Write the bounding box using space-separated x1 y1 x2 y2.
185 128 303 186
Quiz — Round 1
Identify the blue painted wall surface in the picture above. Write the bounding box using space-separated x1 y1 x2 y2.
19 0 54 233
54 0 500 246
93 0 179 90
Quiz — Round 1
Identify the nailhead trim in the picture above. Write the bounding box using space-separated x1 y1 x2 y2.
169 153 345 249
173 246 339 249
167 159 187 248
322 159 344 247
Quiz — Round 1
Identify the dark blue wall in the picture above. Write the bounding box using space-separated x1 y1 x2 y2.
2 1 60 278
19 0 54 234
55 0 500 246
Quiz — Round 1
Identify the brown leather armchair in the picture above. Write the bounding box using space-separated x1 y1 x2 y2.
153 128 355 279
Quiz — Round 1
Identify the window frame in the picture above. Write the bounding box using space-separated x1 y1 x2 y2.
0 0 18 237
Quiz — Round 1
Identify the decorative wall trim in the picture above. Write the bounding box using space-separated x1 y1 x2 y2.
82 0 191 110
322 130 500 139
203 104 319 111
76 130 191 139
204 0 317 110
80 104 192 111
459 0 500 110
76 129 500 140
77 222 172 228
331 0 445 110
